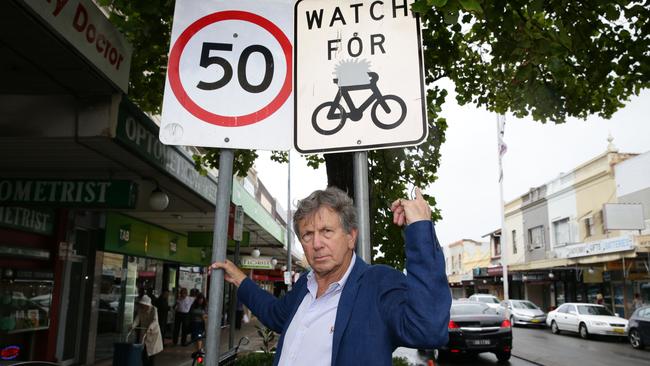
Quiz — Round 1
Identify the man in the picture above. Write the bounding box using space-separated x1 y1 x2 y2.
155 289 170 340
172 287 192 346
211 187 450 365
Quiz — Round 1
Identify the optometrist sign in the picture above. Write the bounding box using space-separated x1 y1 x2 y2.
294 0 427 153
160 0 293 150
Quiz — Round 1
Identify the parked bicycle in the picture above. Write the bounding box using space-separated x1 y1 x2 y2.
311 72 406 135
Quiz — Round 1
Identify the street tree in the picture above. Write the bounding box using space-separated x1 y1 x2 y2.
100 0 649 268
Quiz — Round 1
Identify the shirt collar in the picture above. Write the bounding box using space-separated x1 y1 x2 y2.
307 252 356 297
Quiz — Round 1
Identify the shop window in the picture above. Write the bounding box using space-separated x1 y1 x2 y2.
553 218 571 247
528 225 544 250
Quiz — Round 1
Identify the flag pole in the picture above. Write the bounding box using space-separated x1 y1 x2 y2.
497 114 509 301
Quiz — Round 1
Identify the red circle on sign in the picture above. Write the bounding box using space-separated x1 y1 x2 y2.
168 11 292 127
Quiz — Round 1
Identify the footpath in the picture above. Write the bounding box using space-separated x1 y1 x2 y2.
93 318 272 366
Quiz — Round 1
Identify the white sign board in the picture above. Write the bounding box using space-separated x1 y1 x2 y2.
233 205 244 241
554 236 635 259
241 256 274 269
160 0 293 150
22 0 132 92
603 203 645 231
294 0 427 153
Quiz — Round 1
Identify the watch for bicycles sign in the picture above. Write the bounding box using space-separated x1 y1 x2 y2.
294 0 428 153
159 0 293 150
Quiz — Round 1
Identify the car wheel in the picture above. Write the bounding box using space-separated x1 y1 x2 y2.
551 320 560 334
496 351 511 363
579 323 589 340
629 329 644 349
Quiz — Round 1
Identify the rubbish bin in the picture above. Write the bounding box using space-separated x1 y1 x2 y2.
113 329 144 366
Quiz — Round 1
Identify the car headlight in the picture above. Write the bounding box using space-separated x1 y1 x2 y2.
589 321 607 326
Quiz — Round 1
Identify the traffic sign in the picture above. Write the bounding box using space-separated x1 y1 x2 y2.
160 0 293 150
294 0 428 153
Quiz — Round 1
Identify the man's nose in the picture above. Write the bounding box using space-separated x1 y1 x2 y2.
312 232 325 249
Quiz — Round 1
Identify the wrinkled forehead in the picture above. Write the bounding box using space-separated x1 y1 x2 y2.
297 205 342 233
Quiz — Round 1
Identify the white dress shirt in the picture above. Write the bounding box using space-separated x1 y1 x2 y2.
278 253 356 366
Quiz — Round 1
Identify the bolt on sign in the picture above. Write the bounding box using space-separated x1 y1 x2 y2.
294 0 428 153
160 0 293 150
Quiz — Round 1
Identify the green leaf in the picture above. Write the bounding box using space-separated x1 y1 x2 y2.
429 0 449 7
458 0 482 13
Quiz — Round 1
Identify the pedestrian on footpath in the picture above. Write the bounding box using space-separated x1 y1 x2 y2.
155 289 170 340
211 186 451 365
132 295 163 366
172 287 192 346
633 293 643 310
189 293 208 351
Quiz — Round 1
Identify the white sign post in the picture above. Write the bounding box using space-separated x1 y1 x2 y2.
294 0 427 153
160 0 293 150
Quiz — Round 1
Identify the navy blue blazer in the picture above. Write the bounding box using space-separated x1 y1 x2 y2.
237 220 451 365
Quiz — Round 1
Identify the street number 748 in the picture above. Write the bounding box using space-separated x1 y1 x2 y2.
196 42 273 93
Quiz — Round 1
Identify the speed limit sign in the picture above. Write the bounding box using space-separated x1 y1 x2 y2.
160 0 293 150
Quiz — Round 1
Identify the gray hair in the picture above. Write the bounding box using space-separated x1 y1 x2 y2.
293 187 358 236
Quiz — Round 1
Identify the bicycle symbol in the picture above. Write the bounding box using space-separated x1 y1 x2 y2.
311 72 407 136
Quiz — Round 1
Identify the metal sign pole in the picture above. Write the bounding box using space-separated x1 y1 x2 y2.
353 151 371 263
205 149 234 366
286 150 293 290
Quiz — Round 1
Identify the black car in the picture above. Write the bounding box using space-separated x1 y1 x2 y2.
628 305 650 349
437 301 513 362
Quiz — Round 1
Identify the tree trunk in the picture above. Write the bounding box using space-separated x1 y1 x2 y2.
324 152 355 201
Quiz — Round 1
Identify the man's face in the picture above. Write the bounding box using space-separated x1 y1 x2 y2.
298 206 357 278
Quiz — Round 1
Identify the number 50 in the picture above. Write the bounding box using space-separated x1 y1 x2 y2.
197 42 273 93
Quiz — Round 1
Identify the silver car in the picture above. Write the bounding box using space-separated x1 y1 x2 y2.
500 299 547 327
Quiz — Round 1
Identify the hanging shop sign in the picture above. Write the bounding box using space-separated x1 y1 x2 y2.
0 179 136 208
240 255 274 270
0 206 54 236
554 236 635 259
160 0 293 150
115 100 218 203
294 0 427 153
104 213 208 266
20 0 132 92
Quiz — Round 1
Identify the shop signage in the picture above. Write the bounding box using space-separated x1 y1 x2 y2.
294 0 427 153
20 0 132 92
554 236 635 259
233 205 244 242
487 266 503 276
240 256 274 269
104 213 209 266
0 246 50 261
460 272 474 282
0 179 137 208
0 206 54 236
187 231 250 248
115 100 218 204
160 0 293 150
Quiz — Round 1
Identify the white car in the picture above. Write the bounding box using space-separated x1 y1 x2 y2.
468 294 502 313
546 302 628 339
500 299 547 327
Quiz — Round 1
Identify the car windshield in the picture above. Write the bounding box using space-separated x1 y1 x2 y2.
577 305 614 316
477 296 499 304
513 301 539 310
451 303 496 315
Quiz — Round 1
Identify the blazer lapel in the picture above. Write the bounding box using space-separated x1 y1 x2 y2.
331 256 369 365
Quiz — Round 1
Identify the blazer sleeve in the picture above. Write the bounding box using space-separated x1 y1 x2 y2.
378 220 451 348
237 277 304 333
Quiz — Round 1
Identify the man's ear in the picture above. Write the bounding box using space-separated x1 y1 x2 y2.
347 228 358 249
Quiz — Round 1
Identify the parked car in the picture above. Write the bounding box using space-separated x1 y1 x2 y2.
435 301 512 362
627 305 650 349
500 299 546 327
468 294 502 313
546 302 628 339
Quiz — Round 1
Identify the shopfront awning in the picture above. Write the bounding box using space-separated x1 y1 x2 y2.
509 258 572 271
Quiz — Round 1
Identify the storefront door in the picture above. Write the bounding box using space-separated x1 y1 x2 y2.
55 253 87 365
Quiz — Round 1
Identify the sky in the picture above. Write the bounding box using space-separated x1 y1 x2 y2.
254 87 650 250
